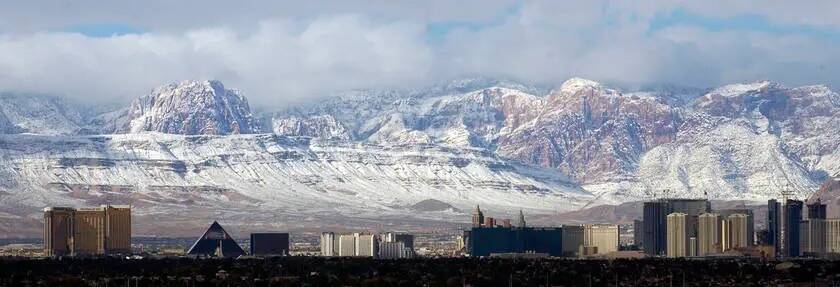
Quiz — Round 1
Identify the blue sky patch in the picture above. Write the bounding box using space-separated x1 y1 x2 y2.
425 2 521 43
649 8 840 41
66 23 145 37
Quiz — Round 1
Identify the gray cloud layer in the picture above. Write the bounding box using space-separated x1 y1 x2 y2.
0 1 838 107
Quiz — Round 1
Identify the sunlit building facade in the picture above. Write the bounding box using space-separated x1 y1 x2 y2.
43 205 131 256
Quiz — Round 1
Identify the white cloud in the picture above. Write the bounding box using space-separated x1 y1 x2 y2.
0 16 435 106
0 1 839 107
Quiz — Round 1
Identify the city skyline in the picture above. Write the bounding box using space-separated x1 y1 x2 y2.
1 2 839 285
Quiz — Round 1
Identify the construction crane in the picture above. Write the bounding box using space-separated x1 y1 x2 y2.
779 187 795 203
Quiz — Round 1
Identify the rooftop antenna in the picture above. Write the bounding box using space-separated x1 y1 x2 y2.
779 185 795 203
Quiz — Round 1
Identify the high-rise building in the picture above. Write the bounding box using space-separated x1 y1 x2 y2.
43 207 74 257
320 232 337 256
668 199 712 216
667 213 691 257
562 225 584 257
472 205 484 228
825 219 840 255
644 199 710 256
382 233 414 259
338 234 356 256
484 217 496 228
186 221 246 258
318 233 378 257
455 235 465 252
355 233 378 257
719 209 754 247
800 219 826 256
633 219 643 247
43 205 132 257
723 214 750 251
72 207 106 255
689 237 698 257
103 205 131 254
379 241 412 259
697 213 721 256
767 199 782 255
461 230 471 253
807 199 827 220
250 233 290 256
784 200 803 257
583 224 619 255
501 219 512 228
643 201 668 256
516 210 526 228
383 233 414 251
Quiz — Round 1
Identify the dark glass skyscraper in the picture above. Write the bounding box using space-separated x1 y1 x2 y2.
784 200 803 257
643 201 667 256
767 199 781 255
807 199 827 220
667 199 712 217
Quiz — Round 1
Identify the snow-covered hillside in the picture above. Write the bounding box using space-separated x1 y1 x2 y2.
0 133 590 235
0 93 104 135
0 77 837 235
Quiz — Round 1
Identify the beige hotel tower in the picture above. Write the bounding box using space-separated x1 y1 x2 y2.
697 213 721 256
44 205 131 256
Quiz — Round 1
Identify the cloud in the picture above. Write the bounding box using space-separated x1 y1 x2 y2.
0 1 518 34
0 16 435 106
0 1 839 107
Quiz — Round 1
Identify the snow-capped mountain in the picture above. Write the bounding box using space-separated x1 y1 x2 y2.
111 80 257 135
268 77 839 205
0 77 837 236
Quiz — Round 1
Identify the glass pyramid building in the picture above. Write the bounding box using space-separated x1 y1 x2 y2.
186 221 246 258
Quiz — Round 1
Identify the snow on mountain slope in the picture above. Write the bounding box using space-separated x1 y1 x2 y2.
584 80 839 203
0 93 102 135
587 120 819 204
0 133 592 234
113 80 258 135
272 85 545 148
268 77 838 205
271 115 351 140
0 77 837 235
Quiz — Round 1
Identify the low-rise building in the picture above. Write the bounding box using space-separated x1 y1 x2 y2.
250 233 289 256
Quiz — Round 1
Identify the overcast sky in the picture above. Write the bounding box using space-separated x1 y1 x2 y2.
0 0 839 107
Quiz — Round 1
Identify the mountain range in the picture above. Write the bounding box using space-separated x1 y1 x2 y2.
0 77 837 237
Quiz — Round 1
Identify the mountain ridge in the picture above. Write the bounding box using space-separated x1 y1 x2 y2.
0 77 836 235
